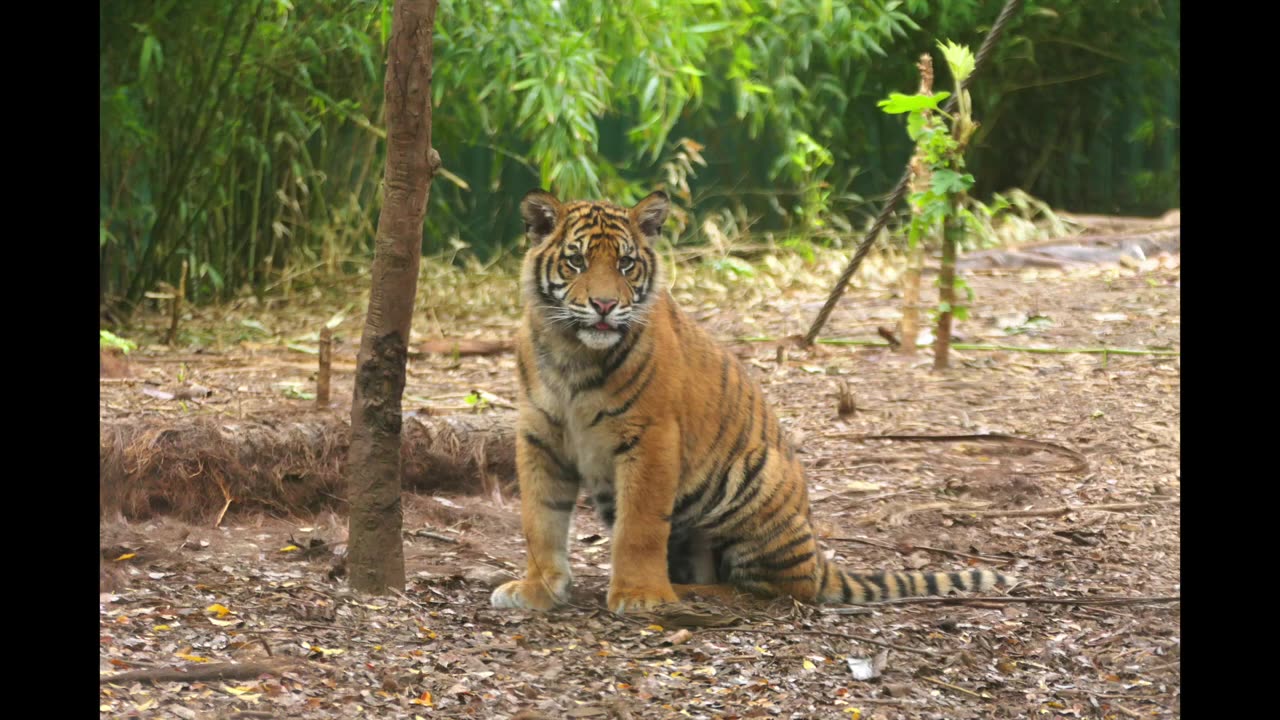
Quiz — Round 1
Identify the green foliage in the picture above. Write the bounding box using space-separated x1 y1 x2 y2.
100 330 139 354
878 91 950 115
884 39 977 322
100 0 1180 310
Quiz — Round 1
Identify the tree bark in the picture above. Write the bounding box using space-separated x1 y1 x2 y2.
933 201 960 371
346 0 441 594
898 54 934 356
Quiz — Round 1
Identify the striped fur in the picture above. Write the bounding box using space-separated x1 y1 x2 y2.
490 190 1013 615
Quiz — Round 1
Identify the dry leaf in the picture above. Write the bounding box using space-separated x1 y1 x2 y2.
665 629 694 645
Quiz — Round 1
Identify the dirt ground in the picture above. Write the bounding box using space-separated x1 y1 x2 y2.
99 243 1180 719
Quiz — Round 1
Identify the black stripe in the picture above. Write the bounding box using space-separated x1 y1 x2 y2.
925 573 940 596
572 326 644 394
716 446 769 524
867 573 890 601
536 252 557 307
726 486 786 537
709 388 761 515
891 572 913 599
839 570 853 603
590 348 657 426
701 385 757 517
819 558 831 596
541 499 576 512
669 355 734 520
734 571 813 584
517 354 563 428
671 484 705 521
745 551 814 573
523 432 580 485
614 430 644 455
741 532 813 567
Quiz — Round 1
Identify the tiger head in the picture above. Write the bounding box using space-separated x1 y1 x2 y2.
519 190 670 351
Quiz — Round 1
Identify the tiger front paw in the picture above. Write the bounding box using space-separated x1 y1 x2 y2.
607 583 679 615
490 577 569 611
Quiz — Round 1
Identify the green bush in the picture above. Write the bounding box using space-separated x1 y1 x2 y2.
100 0 1179 308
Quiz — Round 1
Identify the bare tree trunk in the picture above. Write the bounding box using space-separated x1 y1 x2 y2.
897 243 924 354
346 0 441 595
933 202 960 371
898 54 934 356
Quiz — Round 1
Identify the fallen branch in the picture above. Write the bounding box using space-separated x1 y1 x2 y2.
922 675 988 699
409 529 459 544
418 338 513 356
708 625 941 657
736 336 1180 357
945 498 1179 519
828 535 1015 565
99 659 302 685
830 432 1089 475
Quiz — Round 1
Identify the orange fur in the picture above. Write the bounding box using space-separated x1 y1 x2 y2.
490 190 1013 615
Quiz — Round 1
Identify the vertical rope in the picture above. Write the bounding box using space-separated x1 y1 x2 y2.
802 0 1024 346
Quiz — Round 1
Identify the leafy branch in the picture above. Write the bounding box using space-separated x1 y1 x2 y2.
880 40 979 369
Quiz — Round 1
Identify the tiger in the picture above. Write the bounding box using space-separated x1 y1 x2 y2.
490 189 1013 615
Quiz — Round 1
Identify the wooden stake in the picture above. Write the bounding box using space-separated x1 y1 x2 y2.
317 326 333 407
166 260 188 346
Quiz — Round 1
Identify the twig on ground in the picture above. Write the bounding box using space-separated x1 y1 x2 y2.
99 659 301 685
922 675 988 698
737 336 1180 357
827 535 1016 564
946 499 1178 519
829 432 1089 475
712 626 943 658
409 529 460 544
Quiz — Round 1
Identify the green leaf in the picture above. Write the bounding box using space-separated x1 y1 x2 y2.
906 111 928 140
710 257 756 278
100 330 138 354
931 170 974 195
877 91 950 114
688 22 733 34
937 40 976 85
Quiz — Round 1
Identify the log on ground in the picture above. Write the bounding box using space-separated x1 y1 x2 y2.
99 412 516 523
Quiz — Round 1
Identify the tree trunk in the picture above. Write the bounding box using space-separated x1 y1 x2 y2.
346 0 441 595
897 242 924 354
898 54 934 356
933 202 960 371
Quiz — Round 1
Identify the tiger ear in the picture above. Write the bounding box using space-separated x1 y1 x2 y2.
630 191 670 241
521 189 561 243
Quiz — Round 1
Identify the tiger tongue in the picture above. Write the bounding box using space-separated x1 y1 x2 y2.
594 322 613 331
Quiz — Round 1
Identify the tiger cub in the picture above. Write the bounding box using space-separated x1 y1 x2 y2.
490 189 1012 614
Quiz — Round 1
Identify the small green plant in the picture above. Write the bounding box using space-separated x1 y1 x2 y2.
880 40 978 370
463 390 490 412
100 330 138 354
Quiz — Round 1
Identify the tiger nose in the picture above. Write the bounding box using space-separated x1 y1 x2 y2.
590 297 618 315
